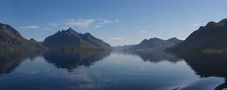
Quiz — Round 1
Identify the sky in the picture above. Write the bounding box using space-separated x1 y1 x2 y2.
0 0 227 46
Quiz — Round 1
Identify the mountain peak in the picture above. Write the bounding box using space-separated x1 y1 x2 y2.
167 37 183 44
205 21 216 27
43 29 111 49
66 27 74 31
0 23 23 39
64 28 79 34
167 37 179 41
205 19 227 28
148 37 162 41
0 23 9 29
55 28 80 36
0 23 14 31
0 23 45 50
141 39 148 42
219 18 227 23
140 38 161 44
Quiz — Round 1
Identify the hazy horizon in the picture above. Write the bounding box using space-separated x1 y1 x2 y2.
1 0 227 46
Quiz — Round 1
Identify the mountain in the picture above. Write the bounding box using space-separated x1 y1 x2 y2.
42 28 111 50
125 37 182 51
113 45 135 51
0 23 45 50
167 18 227 53
166 37 183 44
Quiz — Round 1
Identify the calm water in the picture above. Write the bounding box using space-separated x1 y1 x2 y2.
0 50 227 90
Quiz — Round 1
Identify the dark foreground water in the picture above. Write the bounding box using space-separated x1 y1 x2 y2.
0 50 227 90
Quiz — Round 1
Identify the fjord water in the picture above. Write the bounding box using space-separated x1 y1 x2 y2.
0 51 227 90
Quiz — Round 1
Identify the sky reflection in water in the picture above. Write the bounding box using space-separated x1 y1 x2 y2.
0 50 226 90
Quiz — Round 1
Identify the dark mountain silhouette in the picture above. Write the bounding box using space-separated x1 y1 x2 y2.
125 37 182 51
0 23 45 50
167 18 227 53
42 28 111 50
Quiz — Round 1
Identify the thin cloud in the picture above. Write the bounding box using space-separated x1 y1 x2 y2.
97 18 119 25
47 18 118 29
115 19 119 23
94 25 103 28
43 27 52 30
191 23 202 27
18 25 40 29
98 19 113 25
110 37 124 41
48 22 60 28
66 19 95 28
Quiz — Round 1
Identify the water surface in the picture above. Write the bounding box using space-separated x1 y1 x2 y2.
0 50 226 90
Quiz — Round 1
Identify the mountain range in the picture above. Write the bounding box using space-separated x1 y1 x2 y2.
42 28 111 50
0 23 110 51
122 37 182 51
1 18 227 53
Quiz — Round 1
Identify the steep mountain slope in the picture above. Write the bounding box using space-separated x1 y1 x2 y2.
167 18 227 52
0 23 44 50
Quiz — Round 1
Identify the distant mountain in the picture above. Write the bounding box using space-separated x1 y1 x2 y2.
0 23 45 50
125 37 182 51
167 18 227 53
113 45 135 51
42 28 111 50
166 37 183 44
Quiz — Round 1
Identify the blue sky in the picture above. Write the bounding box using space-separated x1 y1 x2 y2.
0 0 227 46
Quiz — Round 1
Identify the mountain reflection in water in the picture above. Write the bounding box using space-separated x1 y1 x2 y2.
0 50 41 74
121 50 182 63
44 51 111 72
0 50 227 90
177 53 227 90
